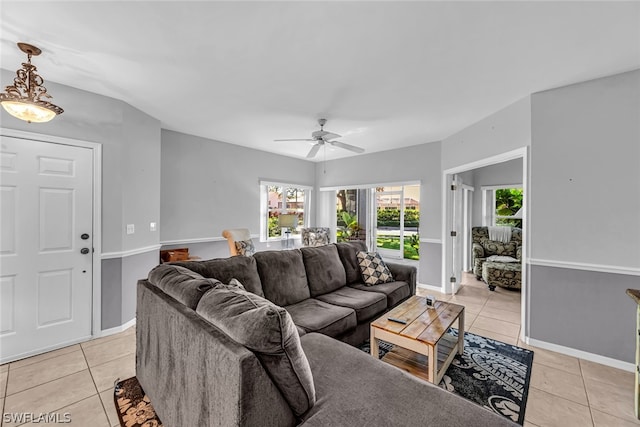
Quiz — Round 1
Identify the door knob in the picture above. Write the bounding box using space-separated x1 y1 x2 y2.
81 233 90 240
81 248 90 255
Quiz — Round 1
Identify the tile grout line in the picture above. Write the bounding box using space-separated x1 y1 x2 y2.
579 359 597 427
81 340 116 426
1 364 7 427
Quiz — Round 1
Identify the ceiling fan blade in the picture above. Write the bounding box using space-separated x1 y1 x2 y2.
274 138 315 142
329 140 365 154
306 144 321 158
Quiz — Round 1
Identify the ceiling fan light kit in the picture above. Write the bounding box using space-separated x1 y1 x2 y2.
0 42 64 123
274 118 365 159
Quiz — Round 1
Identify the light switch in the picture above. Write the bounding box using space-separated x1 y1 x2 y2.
150 222 157 232
126 224 135 235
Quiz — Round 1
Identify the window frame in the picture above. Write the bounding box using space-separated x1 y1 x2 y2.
259 181 312 242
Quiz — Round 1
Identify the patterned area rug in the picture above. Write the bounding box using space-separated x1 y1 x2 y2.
114 377 163 427
359 329 534 425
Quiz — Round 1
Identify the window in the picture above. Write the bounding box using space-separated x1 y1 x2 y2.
260 182 311 241
336 188 364 242
482 185 523 228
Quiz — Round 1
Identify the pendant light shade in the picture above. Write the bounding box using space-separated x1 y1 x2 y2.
0 43 63 123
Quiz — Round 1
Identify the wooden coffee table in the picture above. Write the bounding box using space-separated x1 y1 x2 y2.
370 295 465 384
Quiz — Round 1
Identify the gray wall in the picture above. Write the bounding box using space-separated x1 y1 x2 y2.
159 129 316 243
1 69 161 331
529 69 640 362
441 96 532 171
314 142 442 286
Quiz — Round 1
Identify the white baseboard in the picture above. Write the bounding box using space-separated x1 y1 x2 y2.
417 283 445 293
527 337 634 372
98 318 136 338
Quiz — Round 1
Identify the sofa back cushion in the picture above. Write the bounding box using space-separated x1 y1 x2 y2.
300 245 347 297
171 256 265 297
196 283 316 416
254 250 310 306
335 241 368 285
148 264 220 309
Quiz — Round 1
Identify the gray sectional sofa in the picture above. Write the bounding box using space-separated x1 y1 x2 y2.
136 241 516 426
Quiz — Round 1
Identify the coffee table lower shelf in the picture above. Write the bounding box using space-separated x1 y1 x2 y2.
380 333 459 383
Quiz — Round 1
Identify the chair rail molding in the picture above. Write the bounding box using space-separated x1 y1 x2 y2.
529 258 640 276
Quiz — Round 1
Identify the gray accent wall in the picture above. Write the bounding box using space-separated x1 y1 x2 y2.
101 258 123 330
529 70 640 362
160 129 315 242
419 242 443 287
530 265 638 362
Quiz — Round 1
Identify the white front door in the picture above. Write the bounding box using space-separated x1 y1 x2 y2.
1 135 94 363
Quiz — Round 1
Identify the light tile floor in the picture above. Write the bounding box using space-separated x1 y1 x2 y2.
0 274 633 426
417 272 636 427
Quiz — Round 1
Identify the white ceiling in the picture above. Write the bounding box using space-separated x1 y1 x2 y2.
1 1 639 161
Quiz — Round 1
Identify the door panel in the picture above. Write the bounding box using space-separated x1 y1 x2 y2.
0 135 93 362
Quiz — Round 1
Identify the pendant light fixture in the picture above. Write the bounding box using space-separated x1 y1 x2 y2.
0 42 63 123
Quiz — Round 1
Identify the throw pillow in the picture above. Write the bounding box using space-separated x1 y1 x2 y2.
235 239 256 256
356 251 394 286
195 281 315 416
487 255 519 263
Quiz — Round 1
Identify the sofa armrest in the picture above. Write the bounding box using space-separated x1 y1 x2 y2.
472 242 484 259
136 280 296 427
386 262 417 295
516 245 522 261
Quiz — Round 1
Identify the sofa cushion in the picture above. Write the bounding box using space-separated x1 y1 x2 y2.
349 281 411 307
298 333 517 427
195 283 316 416
285 299 357 338
315 287 387 323
335 241 368 285
254 250 310 306
356 251 394 285
301 245 347 297
171 256 265 297
147 264 220 309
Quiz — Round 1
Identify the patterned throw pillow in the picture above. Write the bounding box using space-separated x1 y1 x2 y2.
235 239 256 256
356 251 394 286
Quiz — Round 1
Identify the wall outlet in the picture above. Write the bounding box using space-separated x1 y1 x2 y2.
126 224 135 235
150 222 157 232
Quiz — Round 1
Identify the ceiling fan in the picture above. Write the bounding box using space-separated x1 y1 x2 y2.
274 118 365 159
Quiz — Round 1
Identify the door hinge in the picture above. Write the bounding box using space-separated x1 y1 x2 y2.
451 184 457 191
450 231 457 237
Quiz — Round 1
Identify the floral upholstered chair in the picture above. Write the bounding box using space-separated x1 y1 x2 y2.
301 227 331 247
472 226 522 291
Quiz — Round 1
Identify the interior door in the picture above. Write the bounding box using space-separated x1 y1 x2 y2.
1 136 93 363
450 175 463 293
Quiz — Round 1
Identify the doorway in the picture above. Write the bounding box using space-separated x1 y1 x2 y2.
0 130 101 363
442 148 528 341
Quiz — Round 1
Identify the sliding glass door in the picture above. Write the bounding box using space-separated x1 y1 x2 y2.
374 185 420 260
